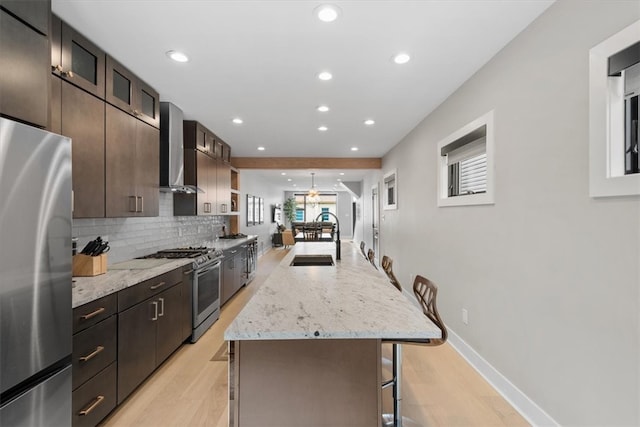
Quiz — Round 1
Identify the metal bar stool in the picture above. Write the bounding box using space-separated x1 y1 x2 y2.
382 275 447 427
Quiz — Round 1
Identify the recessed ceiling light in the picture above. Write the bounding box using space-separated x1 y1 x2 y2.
166 50 189 63
318 71 333 81
232 117 243 124
317 105 330 112
351 147 359 151
315 4 340 22
257 146 265 151
364 119 375 126
281 172 287 175
318 126 328 132
339 172 345 175
393 53 411 64
337 178 342 182
293 184 297 187
287 178 292 182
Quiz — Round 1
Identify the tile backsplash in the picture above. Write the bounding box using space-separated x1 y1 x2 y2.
73 192 229 264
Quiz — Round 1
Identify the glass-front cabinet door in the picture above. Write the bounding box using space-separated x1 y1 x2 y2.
106 55 159 129
56 19 105 98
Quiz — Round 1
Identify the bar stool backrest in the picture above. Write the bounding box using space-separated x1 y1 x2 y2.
367 248 378 270
360 241 367 259
413 275 447 345
381 255 402 292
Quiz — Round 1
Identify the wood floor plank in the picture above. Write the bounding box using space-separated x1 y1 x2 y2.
100 246 529 427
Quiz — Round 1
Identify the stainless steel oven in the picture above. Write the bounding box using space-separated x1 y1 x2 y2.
141 247 223 343
190 257 222 342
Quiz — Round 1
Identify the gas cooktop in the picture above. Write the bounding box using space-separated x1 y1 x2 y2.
219 233 247 239
139 247 223 268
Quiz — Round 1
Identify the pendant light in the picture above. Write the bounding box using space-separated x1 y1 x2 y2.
308 173 319 207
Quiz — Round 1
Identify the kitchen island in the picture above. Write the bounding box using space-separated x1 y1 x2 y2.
225 241 440 427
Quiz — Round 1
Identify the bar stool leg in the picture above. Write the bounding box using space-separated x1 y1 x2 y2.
393 343 403 427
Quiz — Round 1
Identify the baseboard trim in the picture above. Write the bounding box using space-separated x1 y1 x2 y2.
446 329 559 427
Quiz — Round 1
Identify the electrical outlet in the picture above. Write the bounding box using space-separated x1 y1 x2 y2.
462 308 468 325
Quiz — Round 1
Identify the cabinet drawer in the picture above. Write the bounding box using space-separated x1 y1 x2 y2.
118 268 182 312
72 316 117 390
72 362 116 427
73 294 117 334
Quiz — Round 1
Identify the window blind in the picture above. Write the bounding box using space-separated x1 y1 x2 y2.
459 153 487 194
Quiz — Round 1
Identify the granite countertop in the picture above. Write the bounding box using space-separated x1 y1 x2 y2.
72 258 193 308
72 235 257 309
224 241 441 341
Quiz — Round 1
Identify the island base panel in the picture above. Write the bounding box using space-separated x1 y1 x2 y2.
232 339 381 427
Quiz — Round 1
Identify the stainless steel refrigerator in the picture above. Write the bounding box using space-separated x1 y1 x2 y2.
0 117 72 425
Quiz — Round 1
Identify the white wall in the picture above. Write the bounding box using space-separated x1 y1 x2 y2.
352 171 381 248
238 170 284 256
379 1 640 425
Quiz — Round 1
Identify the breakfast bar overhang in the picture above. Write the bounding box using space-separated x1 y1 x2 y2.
225 242 441 427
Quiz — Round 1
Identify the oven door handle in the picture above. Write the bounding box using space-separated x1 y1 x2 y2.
196 261 221 276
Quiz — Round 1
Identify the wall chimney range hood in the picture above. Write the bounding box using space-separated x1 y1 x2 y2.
159 102 202 193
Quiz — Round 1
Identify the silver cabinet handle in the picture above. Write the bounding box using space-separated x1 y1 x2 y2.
151 301 158 321
149 281 166 290
183 269 194 275
158 298 164 317
136 196 143 213
78 395 105 416
80 307 105 321
79 346 104 363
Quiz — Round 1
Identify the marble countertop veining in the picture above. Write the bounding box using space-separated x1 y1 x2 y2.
224 241 441 341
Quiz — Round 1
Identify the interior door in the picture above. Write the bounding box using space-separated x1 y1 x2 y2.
371 185 379 262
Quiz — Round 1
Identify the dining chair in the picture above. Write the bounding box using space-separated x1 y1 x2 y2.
382 275 447 427
381 255 402 292
360 241 368 260
281 230 295 248
367 248 378 270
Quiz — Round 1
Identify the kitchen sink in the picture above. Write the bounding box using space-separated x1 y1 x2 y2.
290 254 335 266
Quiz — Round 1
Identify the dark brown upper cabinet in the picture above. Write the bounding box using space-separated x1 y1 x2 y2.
50 75 106 218
0 0 49 35
106 55 159 128
105 104 159 217
51 14 105 99
0 7 49 128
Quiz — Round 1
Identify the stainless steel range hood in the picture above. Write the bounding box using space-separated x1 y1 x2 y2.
159 102 202 193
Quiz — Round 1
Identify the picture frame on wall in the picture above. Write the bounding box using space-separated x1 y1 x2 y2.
247 194 254 226
253 196 260 225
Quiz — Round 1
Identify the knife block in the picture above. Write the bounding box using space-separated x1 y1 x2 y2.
73 254 107 277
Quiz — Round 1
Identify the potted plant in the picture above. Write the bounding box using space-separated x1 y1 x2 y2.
283 196 296 227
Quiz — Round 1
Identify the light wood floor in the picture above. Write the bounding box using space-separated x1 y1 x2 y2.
101 247 529 427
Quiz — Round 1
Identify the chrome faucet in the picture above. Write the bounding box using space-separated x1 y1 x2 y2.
315 212 340 260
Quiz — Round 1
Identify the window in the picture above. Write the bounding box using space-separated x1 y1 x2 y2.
321 207 329 221
383 169 397 210
294 194 337 221
438 110 494 207
589 20 640 197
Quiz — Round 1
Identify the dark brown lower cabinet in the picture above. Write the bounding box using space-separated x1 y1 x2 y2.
72 295 117 427
117 280 187 404
72 363 117 427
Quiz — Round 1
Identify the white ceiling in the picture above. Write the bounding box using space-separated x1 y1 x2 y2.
52 0 553 189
